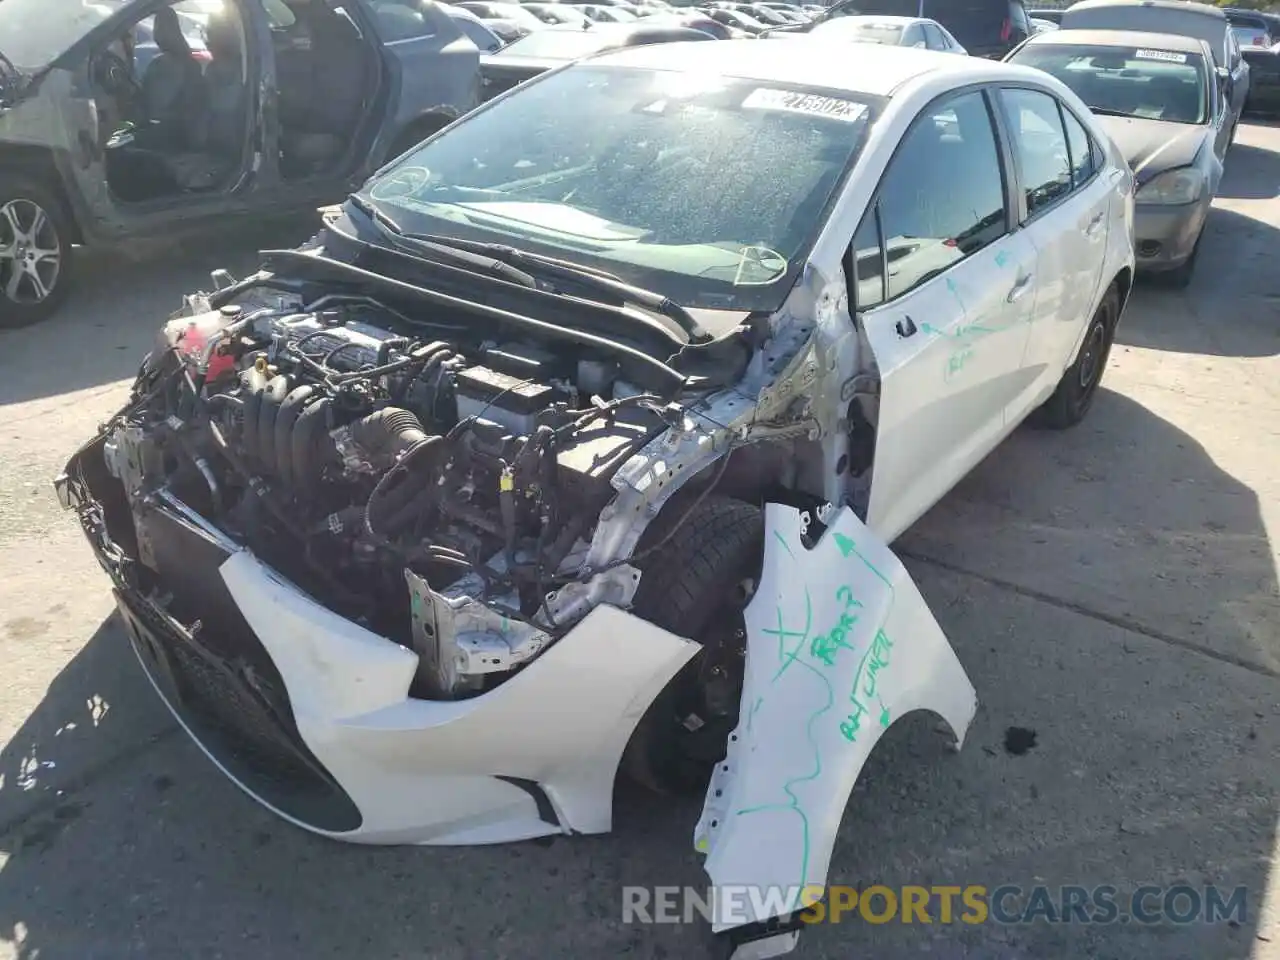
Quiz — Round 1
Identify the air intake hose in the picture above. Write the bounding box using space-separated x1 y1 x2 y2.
348 407 430 468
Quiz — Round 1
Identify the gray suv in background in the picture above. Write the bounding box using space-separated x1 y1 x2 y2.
0 0 481 328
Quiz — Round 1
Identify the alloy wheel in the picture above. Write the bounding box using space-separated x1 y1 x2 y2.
0 198 63 305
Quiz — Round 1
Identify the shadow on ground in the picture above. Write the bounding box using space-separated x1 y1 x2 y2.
0 216 318 407
0 388 1274 959
1214 142 1280 201
1119 207 1280 358
903 386 1280 676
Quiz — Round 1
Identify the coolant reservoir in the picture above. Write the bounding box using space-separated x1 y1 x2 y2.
160 304 242 377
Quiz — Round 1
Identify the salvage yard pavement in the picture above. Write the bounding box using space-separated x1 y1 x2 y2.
1 128 1278 959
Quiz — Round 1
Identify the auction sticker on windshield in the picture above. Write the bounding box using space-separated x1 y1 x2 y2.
741 88 868 123
1134 49 1188 63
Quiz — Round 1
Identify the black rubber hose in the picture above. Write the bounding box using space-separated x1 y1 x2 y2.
256 375 290 477
364 435 447 542
291 395 333 501
274 385 315 488
242 378 266 467
348 407 430 468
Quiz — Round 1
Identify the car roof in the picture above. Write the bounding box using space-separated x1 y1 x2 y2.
587 38 999 95
1064 0 1228 21
1022 28 1207 53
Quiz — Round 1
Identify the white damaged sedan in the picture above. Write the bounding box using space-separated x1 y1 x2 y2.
56 41 1134 959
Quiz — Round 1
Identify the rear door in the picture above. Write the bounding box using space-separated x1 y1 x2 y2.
1226 28 1250 121
358 0 481 170
995 86 1112 418
853 87 1038 543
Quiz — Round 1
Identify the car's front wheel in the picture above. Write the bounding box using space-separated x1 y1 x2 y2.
1030 285 1119 430
0 175 74 330
621 495 763 795
1163 227 1203 289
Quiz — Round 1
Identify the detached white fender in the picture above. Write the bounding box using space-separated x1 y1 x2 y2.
694 504 977 951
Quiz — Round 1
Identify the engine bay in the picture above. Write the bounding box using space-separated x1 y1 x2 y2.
103 295 711 700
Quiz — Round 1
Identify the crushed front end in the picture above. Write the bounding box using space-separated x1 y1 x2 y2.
57 249 976 955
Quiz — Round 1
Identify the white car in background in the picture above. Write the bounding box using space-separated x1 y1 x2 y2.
773 13 968 52
59 40 1134 960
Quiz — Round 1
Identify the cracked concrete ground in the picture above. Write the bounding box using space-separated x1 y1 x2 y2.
0 126 1277 960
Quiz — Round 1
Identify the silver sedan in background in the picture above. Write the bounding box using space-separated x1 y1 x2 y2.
1007 28 1225 287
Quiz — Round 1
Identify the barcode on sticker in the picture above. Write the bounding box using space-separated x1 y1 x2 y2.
742 88 868 122
1134 48 1188 63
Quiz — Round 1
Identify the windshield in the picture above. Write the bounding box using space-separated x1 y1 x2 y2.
1009 43 1209 125
495 28 615 57
812 17 907 42
360 66 875 311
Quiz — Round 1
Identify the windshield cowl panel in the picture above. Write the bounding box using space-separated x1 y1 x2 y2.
361 65 879 313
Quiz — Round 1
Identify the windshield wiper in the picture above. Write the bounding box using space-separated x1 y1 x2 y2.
349 195 713 344
1086 106 1137 118
347 193 540 289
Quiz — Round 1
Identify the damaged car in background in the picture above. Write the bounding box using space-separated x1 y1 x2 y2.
57 41 1134 960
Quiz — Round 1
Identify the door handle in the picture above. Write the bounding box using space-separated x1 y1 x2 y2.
1085 212 1105 236
1006 273 1035 303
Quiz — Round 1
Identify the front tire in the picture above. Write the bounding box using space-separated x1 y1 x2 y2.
0 175 74 330
1162 227 1203 290
1030 285 1118 430
621 496 763 795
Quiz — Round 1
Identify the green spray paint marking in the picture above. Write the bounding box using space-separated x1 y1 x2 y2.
946 347 975 380
726 526 899 907
737 590 832 913
767 588 814 683
830 531 897 742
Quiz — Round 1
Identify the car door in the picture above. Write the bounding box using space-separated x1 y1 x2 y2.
1227 28 1251 120
358 0 482 172
64 0 269 239
995 86 1110 416
1209 56 1232 159
855 88 1038 543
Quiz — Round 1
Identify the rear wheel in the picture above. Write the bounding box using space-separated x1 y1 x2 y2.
621 496 763 795
0 175 74 330
1029 285 1118 430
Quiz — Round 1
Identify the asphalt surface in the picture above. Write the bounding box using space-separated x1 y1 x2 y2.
1 126 1278 960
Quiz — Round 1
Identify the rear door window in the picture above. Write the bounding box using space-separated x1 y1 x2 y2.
999 88 1073 217
1060 107 1096 189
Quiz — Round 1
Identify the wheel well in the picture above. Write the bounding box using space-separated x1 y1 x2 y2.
388 111 456 159
0 146 84 244
1112 267 1133 321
